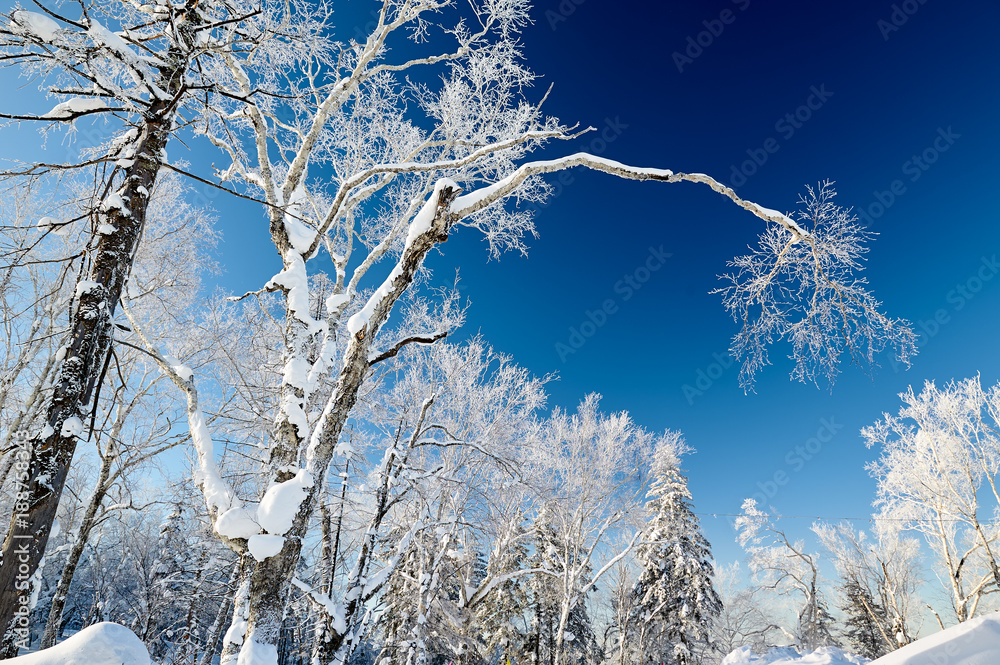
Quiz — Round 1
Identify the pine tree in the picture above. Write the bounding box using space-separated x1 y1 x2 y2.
527 510 561 665
562 591 599 665
841 580 890 660
526 507 597 665
633 438 722 665
376 539 420 665
473 518 529 663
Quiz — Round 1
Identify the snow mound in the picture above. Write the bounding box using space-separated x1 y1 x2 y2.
7 622 150 665
871 612 1000 665
722 645 868 665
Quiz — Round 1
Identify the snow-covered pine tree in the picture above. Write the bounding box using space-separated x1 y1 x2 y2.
841 580 890 660
562 591 599 665
526 508 561 665
797 591 838 653
526 506 597 665
632 435 721 665
472 515 529 663
375 530 420 665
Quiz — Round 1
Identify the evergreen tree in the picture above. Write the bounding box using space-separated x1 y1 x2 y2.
526 507 597 665
841 580 890 660
633 437 722 665
376 538 420 665
473 518 529 663
526 510 561 665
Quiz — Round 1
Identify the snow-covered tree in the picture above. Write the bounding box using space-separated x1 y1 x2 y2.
813 520 920 654
632 435 721 665
36 171 220 649
519 397 657 665
96 0 914 662
736 500 837 652
472 510 529 663
864 376 1000 622
525 506 596 665
0 0 257 649
839 580 889 660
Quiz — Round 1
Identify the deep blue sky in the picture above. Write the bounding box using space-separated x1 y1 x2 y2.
3 0 999 567
423 0 1000 565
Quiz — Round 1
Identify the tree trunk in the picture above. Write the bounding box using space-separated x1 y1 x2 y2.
0 13 198 653
39 449 112 648
229 185 458 665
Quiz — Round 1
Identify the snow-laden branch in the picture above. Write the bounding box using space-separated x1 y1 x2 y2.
120 303 244 546
450 152 811 240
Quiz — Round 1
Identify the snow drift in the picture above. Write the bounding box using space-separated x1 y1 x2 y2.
721 645 867 664
871 612 1000 665
6 622 151 665
721 612 1000 665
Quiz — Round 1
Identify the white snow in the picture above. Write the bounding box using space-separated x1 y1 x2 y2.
266 251 324 334
404 178 458 248
247 534 285 561
188 401 238 517
215 506 259 540
720 646 867 665
74 280 100 298
326 292 350 313
38 217 72 237
256 469 314 536
6 622 151 665
870 612 1000 665
60 416 84 439
279 393 310 439
282 356 311 390
11 10 61 43
237 638 279 665
162 355 194 382
283 187 317 254
41 98 108 119
97 223 117 235
346 178 457 338
223 618 247 648
87 20 141 70
99 192 128 214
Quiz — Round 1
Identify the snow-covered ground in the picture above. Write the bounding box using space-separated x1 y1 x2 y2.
8 612 1000 665
721 612 1000 665
870 612 1000 665
6 622 151 665
721 645 868 665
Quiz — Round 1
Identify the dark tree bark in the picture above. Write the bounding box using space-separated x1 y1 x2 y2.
0 7 205 652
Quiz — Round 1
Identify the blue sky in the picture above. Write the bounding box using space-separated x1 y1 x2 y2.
419 0 1000 565
3 0 999 569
